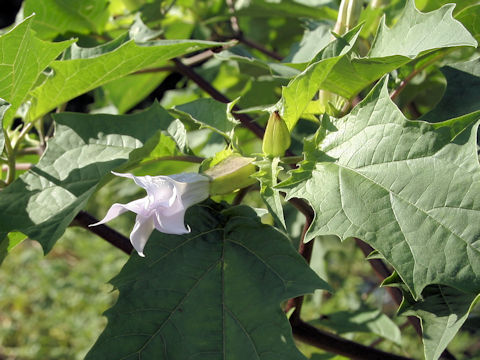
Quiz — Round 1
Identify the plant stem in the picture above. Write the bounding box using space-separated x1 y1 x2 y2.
291 319 413 360
390 51 449 100
71 211 133 255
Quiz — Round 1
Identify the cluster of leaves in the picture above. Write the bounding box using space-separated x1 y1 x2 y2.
0 0 479 359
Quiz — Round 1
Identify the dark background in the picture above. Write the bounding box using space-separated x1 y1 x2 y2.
1 0 23 28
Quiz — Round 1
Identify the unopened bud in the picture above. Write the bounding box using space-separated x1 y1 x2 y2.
262 111 291 157
204 156 257 195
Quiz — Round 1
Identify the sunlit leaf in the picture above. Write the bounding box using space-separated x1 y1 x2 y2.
279 77 480 298
23 0 110 39
27 33 224 121
0 16 73 127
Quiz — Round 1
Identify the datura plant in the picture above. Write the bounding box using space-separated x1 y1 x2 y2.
0 0 479 359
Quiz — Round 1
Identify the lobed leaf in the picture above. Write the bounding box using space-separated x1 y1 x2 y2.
0 16 73 127
27 34 224 121
86 202 330 360
279 77 480 298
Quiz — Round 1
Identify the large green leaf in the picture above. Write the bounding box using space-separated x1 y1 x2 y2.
23 0 110 39
0 103 182 253
279 77 480 299
422 58 480 123
456 4 480 42
27 33 224 121
86 202 330 360
0 16 73 127
280 0 477 130
400 285 479 360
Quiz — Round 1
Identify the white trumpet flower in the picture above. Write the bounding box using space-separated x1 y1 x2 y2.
90 172 210 257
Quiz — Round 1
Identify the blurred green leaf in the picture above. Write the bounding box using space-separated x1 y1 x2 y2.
456 4 480 42
279 77 480 299
0 103 181 254
86 202 330 359
284 20 334 64
235 0 338 21
0 16 73 127
311 308 402 345
102 71 169 114
23 0 110 39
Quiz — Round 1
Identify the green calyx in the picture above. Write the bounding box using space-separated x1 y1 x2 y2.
262 111 291 157
204 155 257 195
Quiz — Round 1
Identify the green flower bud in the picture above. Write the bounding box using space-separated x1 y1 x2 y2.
262 111 291 157
204 156 257 195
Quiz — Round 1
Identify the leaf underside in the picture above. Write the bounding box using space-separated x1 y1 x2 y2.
280 77 480 299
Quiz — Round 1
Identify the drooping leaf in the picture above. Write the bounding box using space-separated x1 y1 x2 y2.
23 0 110 39
27 32 224 121
311 307 402 345
0 16 73 126
86 202 330 360
400 285 479 360
0 103 183 253
280 0 477 130
172 98 240 139
456 4 480 42
422 58 480 123
279 77 480 299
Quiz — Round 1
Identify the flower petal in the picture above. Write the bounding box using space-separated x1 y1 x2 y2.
168 173 210 208
88 197 149 227
112 172 176 208
153 207 190 235
130 215 155 257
